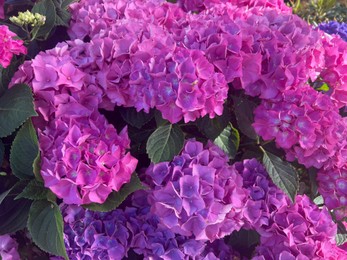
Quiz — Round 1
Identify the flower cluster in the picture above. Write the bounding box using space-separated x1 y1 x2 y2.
0 235 20 260
232 159 290 231
0 25 26 68
126 190 207 259
319 21 347 42
176 0 292 13
39 112 137 205
253 86 346 169
253 195 346 259
9 10 46 27
61 204 130 259
146 140 248 242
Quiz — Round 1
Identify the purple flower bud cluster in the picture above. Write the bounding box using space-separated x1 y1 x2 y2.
0 235 20 260
146 140 248 242
319 21 347 42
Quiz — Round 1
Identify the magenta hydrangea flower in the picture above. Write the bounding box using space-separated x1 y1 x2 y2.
317 166 347 217
253 86 344 169
39 112 137 205
176 0 292 13
253 195 343 260
0 25 26 68
232 159 290 231
146 140 248 242
0 235 20 260
61 204 130 260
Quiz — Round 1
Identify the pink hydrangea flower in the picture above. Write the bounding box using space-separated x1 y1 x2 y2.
39 112 137 205
0 25 26 68
253 86 344 169
254 195 344 259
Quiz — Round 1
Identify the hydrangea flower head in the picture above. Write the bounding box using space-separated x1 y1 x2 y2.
146 140 248 242
0 235 20 260
39 112 137 205
253 86 343 169
0 25 26 68
61 204 129 260
319 21 347 42
232 159 290 230
126 190 206 259
254 195 342 259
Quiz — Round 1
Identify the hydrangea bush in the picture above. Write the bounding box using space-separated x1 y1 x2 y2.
1 0 347 259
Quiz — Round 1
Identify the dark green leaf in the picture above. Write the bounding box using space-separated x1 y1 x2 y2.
84 173 143 212
336 221 347 246
146 124 184 163
233 96 258 140
261 147 299 202
33 152 43 182
0 56 22 94
53 0 76 27
0 84 37 137
28 200 68 259
154 110 169 127
15 179 53 201
213 123 240 159
196 105 231 140
0 182 32 235
121 108 154 129
32 0 57 39
0 140 4 167
10 119 38 180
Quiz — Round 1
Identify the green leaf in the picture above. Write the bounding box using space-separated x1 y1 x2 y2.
121 108 154 129
0 56 22 94
15 179 53 201
213 123 240 159
196 105 231 140
0 84 37 138
32 0 57 39
53 0 76 27
261 147 299 202
33 152 43 182
28 200 68 259
146 124 184 163
336 221 347 246
84 173 143 212
10 119 38 180
233 96 258 140
154 110 169 127
0 182 32 235
0 140 4 167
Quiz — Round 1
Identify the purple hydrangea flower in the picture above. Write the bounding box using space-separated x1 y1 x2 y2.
0 235 20 260
146 140 248 242
319 21 347 42
61 204 130 260
253 195 345 260
232 159 290 231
